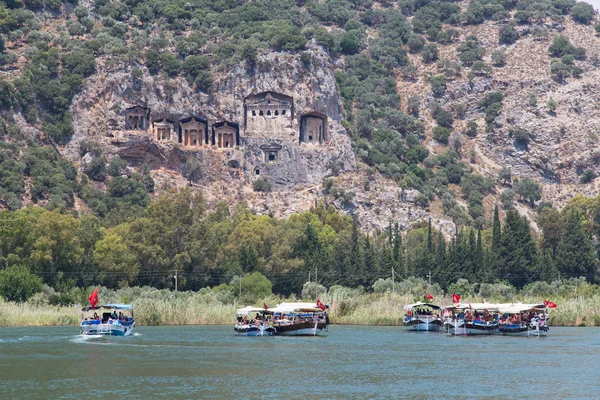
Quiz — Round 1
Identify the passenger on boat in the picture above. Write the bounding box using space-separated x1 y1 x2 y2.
93 312 99 320
111 311 118 320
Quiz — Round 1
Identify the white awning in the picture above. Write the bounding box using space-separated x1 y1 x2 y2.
403 302 441 310
236 306 267 315
497 303 546 314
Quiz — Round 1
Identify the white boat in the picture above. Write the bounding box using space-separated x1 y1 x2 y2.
497 303 549 337
80 304 135 336
403 302 443 331
234 306 276 336
444 303 499 336
269 302 329 336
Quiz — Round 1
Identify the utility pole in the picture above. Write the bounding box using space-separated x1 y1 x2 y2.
316 267 318 285
392 266 395 294
309 271 311 283
174 270 178 292
427 271 431 288
239 276 242 298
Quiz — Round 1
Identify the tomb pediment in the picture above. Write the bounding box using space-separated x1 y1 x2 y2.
245 92 292 109
259 143 283 152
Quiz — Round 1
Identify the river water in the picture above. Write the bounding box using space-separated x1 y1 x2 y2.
0 325 598 399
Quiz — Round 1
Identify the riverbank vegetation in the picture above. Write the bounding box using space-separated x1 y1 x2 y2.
1 188 600 326
1 276 599 327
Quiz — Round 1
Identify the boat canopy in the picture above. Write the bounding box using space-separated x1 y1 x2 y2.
403 302 441 310
497 303 546 314
236 306 269 315
271 302 324 313
81 304 133 312
452 303 501 311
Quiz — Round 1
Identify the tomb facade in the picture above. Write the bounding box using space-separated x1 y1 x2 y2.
300 113 327 144
260 143 283 163
213 122 239 148
180 117 207 147
245 92 293 138
153 119 175 141
125 106 150 130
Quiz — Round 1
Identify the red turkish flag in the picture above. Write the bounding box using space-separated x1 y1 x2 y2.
88 287 98 308
425 293 433 300
316 299 326 311
263 303 268 310
546 301 557 308
452 294 461 303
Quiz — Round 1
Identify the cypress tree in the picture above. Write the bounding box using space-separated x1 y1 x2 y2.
555 209 596 281
492 205 501 252
433 231 448 288
363 234 377 287
392 222 404 276
499 210 536 288
349 217 363 286
475 229 485 281
427 218 433 252
490 205 502 280
393 222 401 263
468 228 477 277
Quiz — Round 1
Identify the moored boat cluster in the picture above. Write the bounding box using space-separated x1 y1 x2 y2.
234 302 329 337
403 301 554 337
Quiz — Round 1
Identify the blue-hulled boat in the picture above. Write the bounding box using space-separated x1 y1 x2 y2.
80 304 135 336
234 306 276 336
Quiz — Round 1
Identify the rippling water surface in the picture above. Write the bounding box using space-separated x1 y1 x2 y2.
0 325 598 399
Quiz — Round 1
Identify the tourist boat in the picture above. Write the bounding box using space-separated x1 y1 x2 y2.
234 306 276 336
403 302 443 331
444 303 500 336
80 304 135 336
497 303 549 337
270 302 329 336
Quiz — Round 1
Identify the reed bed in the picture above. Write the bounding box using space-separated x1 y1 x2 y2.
2 290 600 327
0 300 80 326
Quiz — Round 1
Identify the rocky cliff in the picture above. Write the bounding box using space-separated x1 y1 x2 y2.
65 42 355 189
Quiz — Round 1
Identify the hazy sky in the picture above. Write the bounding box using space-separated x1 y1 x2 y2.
581 0 600 11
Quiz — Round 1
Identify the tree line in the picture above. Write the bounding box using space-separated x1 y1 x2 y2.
0 189 598 302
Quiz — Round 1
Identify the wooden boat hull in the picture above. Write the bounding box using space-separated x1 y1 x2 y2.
275 321 328 336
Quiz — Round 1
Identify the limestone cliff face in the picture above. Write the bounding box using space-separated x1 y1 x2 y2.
66 42 355 188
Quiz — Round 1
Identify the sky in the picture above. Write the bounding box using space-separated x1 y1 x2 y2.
581 0 600 11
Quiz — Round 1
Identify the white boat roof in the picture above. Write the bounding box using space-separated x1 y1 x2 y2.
82 304 133 311
497 303 546 314
236 306 267 315
272 302 323 313
453 303 502 311
403 302 441 310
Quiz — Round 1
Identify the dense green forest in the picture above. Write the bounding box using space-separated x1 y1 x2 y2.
0 187 598 303
0 0 596 228
0 0 599 303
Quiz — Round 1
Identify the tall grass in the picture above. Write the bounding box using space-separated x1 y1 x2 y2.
2 283 600 327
